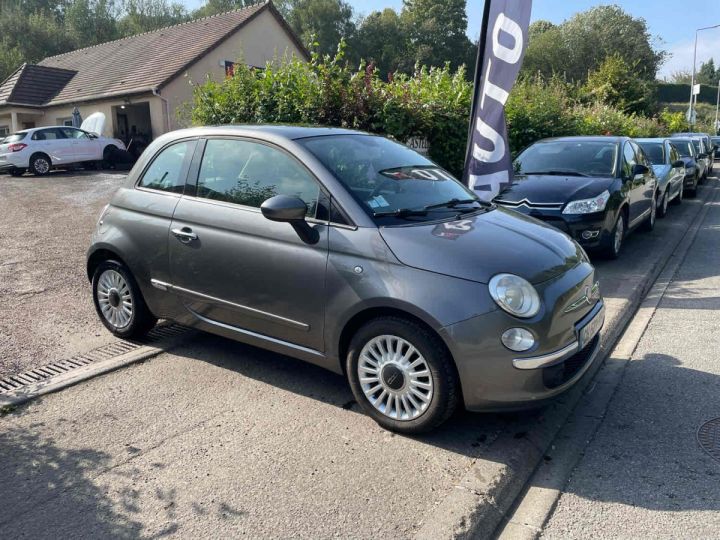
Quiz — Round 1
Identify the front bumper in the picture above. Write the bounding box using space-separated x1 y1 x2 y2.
441 263 604 411
498 205 613 249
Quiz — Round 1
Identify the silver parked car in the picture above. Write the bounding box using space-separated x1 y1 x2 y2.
87 126 605 433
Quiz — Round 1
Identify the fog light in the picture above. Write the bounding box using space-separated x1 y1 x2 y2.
581 230 600 240
501 328 535 352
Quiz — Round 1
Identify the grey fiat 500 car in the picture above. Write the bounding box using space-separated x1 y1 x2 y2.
87 126 605 433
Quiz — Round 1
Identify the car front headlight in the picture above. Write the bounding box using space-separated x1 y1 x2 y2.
685 166 696 173
489 274 541 318
562 190 610 215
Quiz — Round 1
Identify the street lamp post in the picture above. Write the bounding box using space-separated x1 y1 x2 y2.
715 80 720 134
688 24 720 126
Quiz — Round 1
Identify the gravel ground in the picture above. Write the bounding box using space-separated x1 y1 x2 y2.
0 171 126 377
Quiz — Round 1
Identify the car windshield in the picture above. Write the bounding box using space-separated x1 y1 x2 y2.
299 134 486 224
712 137 720 145
2 132 27 143
637 142 665 165
670 140 694 158
514 140 618 177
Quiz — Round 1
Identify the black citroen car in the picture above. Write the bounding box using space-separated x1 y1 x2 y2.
495 136 657 259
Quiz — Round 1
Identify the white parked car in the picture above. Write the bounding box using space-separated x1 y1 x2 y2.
0 115 125 176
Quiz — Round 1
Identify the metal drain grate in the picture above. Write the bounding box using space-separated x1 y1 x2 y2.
0 324 187 396
698 417 720 464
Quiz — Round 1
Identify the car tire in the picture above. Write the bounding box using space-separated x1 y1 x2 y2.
9 168 25 177
29 153 51 176
657 189 669 218
671 182 683 206
641 193 657 232
92 260 157 339
103 145 117 168
346 316 459 434
606 211 626 260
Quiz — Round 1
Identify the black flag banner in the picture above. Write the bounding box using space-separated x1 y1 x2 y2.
463 0 532 200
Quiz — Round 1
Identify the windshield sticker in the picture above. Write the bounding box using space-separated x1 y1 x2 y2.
367 195 389 209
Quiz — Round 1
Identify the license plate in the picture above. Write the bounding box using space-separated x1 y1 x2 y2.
579 305 604 349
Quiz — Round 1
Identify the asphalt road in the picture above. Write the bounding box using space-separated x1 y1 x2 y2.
0 171 715 538
539 180 720 538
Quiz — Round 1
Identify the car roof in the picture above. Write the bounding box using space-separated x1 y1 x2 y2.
535 135 626 144
163 125 367 141
634 138 669 143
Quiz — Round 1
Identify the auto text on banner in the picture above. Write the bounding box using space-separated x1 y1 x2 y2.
463 0 532 201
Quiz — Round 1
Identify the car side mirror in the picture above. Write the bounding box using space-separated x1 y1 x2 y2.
628 163 648 180
672 160 685 168
261 195 319 244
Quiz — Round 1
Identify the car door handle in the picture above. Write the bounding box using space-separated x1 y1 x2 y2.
172 227 198 243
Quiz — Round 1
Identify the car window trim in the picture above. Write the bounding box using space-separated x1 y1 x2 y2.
134 137 197 196
185 135 356 228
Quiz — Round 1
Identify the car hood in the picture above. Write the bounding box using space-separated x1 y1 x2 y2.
81 112 106 136
496 174 615 204
379 207 585 285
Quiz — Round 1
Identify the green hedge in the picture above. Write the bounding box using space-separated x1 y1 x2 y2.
189 47 692 174
658 83 718 105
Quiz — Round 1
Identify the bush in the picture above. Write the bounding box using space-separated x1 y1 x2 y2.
189 43 686 174
191 45 472 176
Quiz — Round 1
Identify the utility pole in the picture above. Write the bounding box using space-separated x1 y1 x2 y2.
715 80 720 134
688 24 720 126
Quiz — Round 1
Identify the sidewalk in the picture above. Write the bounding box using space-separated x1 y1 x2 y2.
541 182 720 538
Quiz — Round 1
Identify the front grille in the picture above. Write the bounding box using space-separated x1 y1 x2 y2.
542 334 599 389
495 199 564 210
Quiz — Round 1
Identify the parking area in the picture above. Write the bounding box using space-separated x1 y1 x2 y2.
0 171 126 377
0 171 716 537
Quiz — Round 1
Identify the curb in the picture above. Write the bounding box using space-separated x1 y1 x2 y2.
415 182 717 540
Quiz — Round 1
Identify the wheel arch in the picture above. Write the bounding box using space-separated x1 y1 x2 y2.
336 305 460 383
87 247 130 281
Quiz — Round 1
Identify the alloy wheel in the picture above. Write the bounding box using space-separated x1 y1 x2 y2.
33 157 50 175
614 216 624 254
96 269 133 329
357 335 434 421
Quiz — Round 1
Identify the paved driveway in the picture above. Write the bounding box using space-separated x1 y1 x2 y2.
0 171 714 537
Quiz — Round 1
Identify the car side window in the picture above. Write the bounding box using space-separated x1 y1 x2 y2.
138 140 195 194
196 139 320 218
669 146 679 165
32 128 65 141
61 128 88 139
622 143 637 178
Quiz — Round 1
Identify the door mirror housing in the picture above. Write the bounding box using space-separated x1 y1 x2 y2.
261 194 307 222
626 163 649 180
261 195 319 245
672 159 685 168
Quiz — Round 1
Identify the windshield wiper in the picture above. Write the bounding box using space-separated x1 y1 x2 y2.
423 198 479 210
373 208 429 218
521 170 590 177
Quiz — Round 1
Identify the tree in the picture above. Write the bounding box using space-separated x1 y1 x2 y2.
697 59 719 85
582 54 655 115
400 0 473 72
192 0 255 18
351 9 407 77
522 6 665 82
285 0 356 58
117 0 189 36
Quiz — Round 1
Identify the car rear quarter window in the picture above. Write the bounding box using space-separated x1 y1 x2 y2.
138 140 196 194
4 132 27 143
195 139 320 218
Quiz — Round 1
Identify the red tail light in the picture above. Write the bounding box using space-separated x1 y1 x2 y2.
8 143 27 152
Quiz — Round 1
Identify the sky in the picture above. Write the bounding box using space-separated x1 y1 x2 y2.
183 1 720 80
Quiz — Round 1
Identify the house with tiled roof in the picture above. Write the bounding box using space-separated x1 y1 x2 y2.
0 1 308 142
